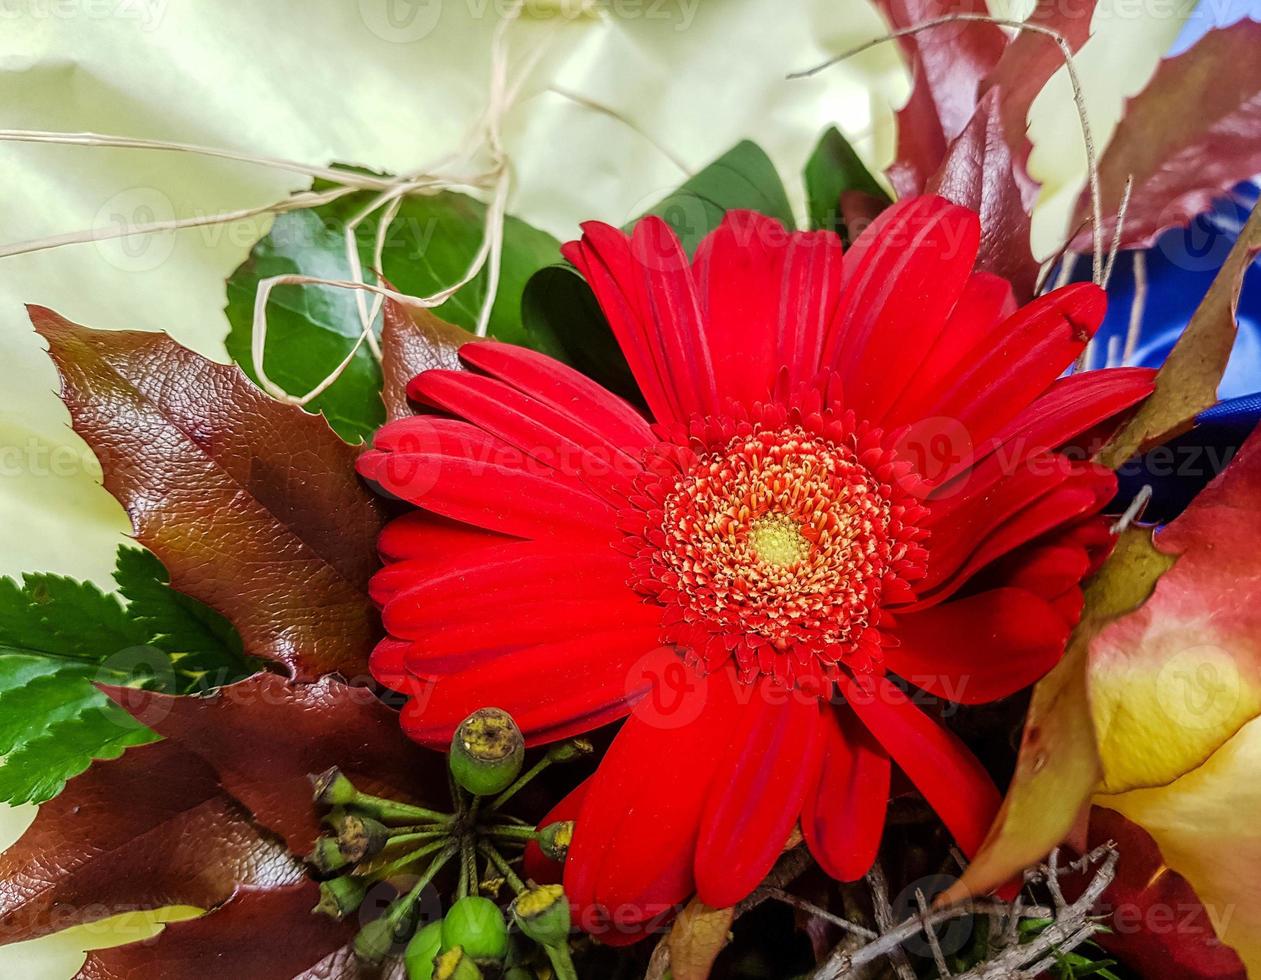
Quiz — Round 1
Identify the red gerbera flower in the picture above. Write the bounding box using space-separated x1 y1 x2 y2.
357 195 1154 941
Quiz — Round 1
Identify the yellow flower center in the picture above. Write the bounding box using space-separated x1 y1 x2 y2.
748 514 809 568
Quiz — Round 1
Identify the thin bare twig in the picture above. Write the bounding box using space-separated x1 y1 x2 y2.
866 864 916 980
760 886 877 940
916 888 951 979
809 846 1117 980
1102 174 1135 288
1122 249 1149 365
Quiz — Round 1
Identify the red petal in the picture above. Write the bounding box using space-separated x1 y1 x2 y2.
379 542 630 639
920 457 1111 591
691 210 789 405
928 366 1157 489
409 369 642 502
917 474 1115 605
803 706 891 882
458 340 653 454
826 195 980 425
694 681 825 907
885 588 1070 704
884 271 1015 427
777 229 847 392
563 221 705 424
566 663 740 941
631 216 719 416
377 510 514 563
398 622 662 748
841 674 1000 858
921 282 1107 452
525 779 590 886
358 436 613 541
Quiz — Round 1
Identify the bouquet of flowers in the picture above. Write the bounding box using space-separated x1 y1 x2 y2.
1 1 1259 978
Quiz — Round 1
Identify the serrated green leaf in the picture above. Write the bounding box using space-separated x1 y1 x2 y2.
0 571 148 664
0 573 162 805
224 184 563 443
113 546 252 687
0 548 252 805
0 669 155 805
803 126 890 236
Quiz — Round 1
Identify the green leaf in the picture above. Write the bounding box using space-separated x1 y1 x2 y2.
520 140 796 400
641 139 795 253
113 547 254 687
803 126 889 235
0 548 254 804
0 573 159 804
224 184 563 443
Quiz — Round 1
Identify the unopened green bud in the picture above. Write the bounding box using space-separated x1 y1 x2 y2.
337 813 390 863
502 969 533 980
441 896 509 962
405 920 444 980
314 875 367 919
537 821 573 863
307 836 350 874
433 946 483 980
510 885 571 947
353 914 405 964
545 738 594 764
312 767 358 806
449 708 524 797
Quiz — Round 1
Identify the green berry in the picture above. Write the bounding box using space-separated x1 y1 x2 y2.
307 836 349 874
314 875 367 920
537 821 573 863
434 946 483 980
405 920 444 980
441 896 509 962
449 708 524 797
312 767 357 806
510 885 571 948
353 915 403 964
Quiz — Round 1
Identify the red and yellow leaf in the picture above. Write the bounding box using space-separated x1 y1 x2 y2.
0 742 301 944
74 882 387 980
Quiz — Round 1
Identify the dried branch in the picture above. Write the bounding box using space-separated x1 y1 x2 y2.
809 845 1118 980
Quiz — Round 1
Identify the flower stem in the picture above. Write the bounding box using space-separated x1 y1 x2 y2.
487 757 550 811
478 841 526 895
352 793 450 825
368 837 451 880
487 824 538 843
543 942 580 980
392 844 456 924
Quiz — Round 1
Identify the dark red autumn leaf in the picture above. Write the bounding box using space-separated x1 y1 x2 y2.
875 0 1008 196
1071 20 1261 250
978 0 1097 196
32 306 387 681
927 88 1039 299
103 672 447 854
75 882 400 980
0 741 301 944
380 297 472 422
1070 807 1246 979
